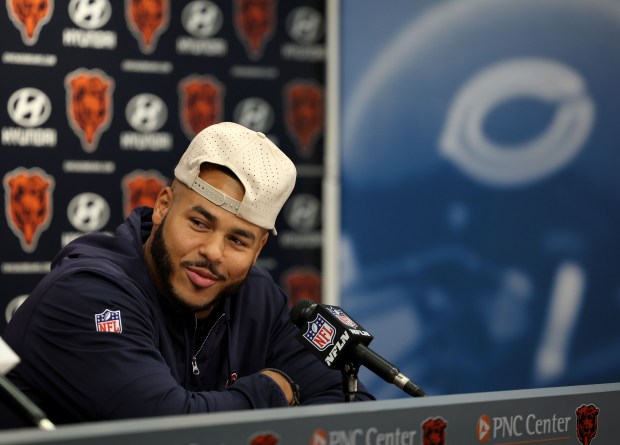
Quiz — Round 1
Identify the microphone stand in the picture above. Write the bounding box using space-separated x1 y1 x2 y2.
341 362 360 402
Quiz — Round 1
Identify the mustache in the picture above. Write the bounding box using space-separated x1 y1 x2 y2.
180 260 226 281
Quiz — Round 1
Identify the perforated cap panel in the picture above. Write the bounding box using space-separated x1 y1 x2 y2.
174 122 297 234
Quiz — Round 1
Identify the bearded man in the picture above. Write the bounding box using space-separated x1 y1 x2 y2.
1 122 373 428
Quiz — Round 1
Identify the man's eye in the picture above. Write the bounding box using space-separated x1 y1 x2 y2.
229 236 246 247
191 218 207 228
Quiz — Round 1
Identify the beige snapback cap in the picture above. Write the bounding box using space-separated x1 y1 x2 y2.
174 122 297 235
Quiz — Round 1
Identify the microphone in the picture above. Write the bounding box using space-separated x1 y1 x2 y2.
0 337 55 430
290 299 426 398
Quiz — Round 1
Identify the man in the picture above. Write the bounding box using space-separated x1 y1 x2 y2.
1 122 373 428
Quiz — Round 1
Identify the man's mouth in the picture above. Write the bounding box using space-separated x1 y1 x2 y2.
185 266 220 288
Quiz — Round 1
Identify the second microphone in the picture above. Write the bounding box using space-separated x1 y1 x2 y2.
290 299 426 398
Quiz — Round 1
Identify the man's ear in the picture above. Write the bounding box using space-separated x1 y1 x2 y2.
152 186 173 225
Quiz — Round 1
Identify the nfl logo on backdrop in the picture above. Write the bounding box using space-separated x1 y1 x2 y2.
95 309 122 333
304 314 335 351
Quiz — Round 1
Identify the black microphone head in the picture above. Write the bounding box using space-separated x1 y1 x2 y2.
290 299 317 327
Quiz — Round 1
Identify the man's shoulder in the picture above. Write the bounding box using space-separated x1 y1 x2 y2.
49 254 135 286
50 224 145 285
28 242 150 314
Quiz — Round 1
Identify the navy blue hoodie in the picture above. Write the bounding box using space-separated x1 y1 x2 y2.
1 208 372 426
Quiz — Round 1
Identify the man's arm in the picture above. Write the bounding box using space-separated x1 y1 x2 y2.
3 269 291 423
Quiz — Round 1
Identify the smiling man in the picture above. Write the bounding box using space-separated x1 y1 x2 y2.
1 122 373 428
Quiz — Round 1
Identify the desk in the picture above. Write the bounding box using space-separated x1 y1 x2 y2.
1 383 617 445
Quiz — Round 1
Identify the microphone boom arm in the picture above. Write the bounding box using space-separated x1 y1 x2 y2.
351 343 426 398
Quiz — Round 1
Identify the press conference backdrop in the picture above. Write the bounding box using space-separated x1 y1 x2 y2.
337 0 620 399
0 0 326 332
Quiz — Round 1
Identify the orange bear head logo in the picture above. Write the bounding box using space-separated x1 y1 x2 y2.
576 404 599 445
65 69 115 153
122 170 168 218
178 75 224 139
282 268 321 308
126 0 169 54
284 81 324 157
3 168 55 253
7 0 53 45
234 0 275 60
422 418 447 445
249 432 278 445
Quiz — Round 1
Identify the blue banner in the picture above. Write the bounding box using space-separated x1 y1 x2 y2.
340 0 620 398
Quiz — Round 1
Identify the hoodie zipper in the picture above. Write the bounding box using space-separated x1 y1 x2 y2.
192 313 225 375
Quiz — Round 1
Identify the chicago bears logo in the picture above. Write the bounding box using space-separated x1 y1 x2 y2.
282 268 321 308
125 0 169 54
284 80 324 157
65 68 114 153
576 404 599 445
234 0 275 60
422 418 447 445
3 168 55 253
7 0 54 45
122 170 168 217
249 432 279 445
178 75 224 139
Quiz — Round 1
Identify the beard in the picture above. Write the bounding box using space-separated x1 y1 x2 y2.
149 214 246 313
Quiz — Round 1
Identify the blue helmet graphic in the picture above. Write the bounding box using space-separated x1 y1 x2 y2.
340 0 620 397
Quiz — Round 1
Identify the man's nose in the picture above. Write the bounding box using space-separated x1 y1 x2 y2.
198 232 225 262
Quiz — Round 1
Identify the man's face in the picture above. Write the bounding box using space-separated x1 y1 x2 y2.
147 168 268 317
